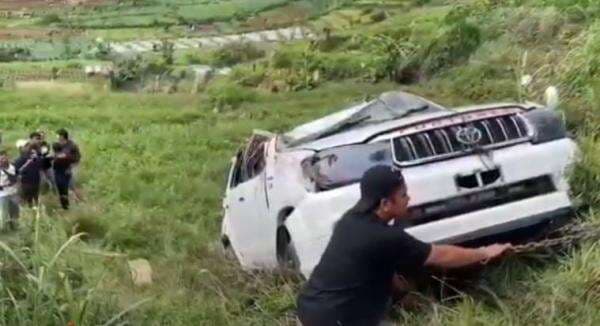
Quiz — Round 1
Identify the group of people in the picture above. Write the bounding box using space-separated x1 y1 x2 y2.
0 129 81 226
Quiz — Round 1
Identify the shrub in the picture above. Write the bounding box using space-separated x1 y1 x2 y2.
211 43 265 67
369 9 387 23
271 47 301 69
0 47 31 62
418 7 482 76
205 81 259 110
183 51 211 65
39 13 62 25
230 65 267 87
558 22 600 95
315 35 350 52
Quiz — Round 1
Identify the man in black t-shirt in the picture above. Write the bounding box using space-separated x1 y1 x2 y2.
14 144 43 207
297 165 512 326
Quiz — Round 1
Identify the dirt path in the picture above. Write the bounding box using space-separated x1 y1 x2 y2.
109 26 315 55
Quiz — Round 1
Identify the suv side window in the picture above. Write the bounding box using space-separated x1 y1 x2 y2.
229 150 244 188
229 136 268 189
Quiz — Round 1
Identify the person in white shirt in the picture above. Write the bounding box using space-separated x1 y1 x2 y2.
0 150 18 230
0 150 16 189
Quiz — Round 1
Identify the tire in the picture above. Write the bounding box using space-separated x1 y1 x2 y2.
220 235 237 262
277 227 300 272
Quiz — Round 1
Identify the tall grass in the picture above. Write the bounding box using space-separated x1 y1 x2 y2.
0 208 148 325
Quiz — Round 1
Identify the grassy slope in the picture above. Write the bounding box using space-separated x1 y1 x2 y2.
0 0 599 325
0 81 398 325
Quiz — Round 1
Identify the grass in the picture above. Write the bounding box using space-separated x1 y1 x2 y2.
0 81 396 324
0 0 599 325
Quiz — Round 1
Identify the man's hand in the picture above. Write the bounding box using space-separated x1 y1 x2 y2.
479 243 512 264
426 243 512 269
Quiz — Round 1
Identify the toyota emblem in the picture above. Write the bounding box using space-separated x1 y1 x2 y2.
455 126 482 146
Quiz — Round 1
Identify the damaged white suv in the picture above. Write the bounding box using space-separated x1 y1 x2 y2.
221 91 579 278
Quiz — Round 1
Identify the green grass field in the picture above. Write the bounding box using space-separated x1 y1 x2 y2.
0 0 599 325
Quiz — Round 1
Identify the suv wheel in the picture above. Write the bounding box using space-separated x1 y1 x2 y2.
220 235 237 262
277 227 299 271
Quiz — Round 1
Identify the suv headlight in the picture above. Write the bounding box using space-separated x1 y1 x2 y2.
521 109 567 144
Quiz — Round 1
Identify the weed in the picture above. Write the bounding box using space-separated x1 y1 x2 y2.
211 42 266 68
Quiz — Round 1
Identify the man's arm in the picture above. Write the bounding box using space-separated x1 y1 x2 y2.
70 143 81 163
13 157 25 171
424 244 511 269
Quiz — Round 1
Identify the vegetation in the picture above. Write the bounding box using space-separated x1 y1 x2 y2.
58 0 294 29
0 0 599 325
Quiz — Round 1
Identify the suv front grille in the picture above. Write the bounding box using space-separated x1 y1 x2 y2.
392 113 529 166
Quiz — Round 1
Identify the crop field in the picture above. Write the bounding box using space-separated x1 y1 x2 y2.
41 0 294 29
0 0 599 325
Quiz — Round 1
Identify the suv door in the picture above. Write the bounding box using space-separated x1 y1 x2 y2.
223 135 277 268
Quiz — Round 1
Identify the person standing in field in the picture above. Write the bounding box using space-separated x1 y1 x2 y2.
0 150 19 229
52 142 70 210
13 143 43 207
32 130 54 190
53 129 81 210
57 128 83 202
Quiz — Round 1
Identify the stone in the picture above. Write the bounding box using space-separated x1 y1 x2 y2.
128 259 153 286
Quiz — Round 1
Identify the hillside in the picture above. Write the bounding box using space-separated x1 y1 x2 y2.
0 0 598 325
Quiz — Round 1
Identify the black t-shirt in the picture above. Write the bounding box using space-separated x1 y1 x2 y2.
297 211 431 326
14 155 43 185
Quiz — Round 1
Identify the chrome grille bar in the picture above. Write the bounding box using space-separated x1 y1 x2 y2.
496 117 509 141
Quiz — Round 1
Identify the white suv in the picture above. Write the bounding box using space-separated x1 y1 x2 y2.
221 91 579 278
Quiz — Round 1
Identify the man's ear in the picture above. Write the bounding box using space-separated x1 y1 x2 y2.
379 198 389 211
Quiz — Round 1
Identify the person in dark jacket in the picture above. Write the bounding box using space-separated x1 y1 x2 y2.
13 144 43 207
30 131 53 189
52 142 73 210
56 128 83 202
296 166 512 326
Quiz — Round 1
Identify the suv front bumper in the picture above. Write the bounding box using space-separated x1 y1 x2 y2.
406 191 573 244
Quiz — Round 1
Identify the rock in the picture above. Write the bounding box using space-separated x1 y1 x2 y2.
128 259 152 286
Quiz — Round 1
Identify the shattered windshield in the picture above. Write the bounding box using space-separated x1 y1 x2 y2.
285 91 445 146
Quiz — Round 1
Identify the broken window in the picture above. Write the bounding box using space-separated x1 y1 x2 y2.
230 135 269 188
303 141 393 191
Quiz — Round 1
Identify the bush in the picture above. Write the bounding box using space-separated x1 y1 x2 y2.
270 47 301 69
183 51 211 65
39 13 62 25
230 65 267 87
0 47 31 62
558 22 600 95
319 52 371 80
205 81 259 110
211 42 266 67
418 7 482 76
315 35 350 52
511 7 564 44
369 9 387 23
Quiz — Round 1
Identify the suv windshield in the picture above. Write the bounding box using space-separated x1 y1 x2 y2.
302 141 393 191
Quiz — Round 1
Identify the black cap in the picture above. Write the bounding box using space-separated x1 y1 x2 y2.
351 165 405 214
